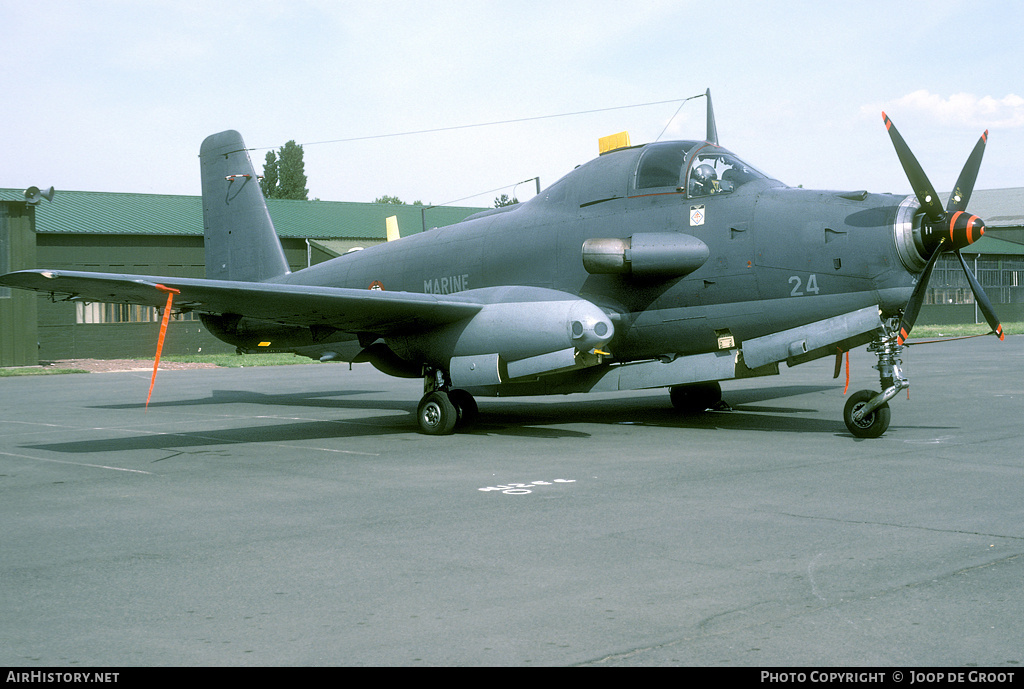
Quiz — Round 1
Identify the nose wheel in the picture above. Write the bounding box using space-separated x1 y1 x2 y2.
843 326 907 438
843 390 891 439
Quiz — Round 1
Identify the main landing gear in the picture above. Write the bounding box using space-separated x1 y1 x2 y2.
416 369 478 435
669 381 723 414
843 325 908 438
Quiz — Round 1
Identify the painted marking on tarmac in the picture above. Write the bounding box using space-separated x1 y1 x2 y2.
478 479 576 495
902 435 959 444
0 450 155 475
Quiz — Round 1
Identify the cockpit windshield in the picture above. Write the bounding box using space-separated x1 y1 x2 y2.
633 141 771 197
685 150 768 197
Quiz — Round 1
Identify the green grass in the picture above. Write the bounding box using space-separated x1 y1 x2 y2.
161 352 317 367
0 352 316 377
0 366 89 377
907 322 1022 338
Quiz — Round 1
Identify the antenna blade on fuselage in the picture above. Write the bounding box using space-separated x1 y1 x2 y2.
705 88 718 145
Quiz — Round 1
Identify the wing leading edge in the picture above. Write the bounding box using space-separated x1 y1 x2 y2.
0 269 483 334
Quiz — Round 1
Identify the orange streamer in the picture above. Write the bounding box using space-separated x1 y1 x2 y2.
146 285 180 410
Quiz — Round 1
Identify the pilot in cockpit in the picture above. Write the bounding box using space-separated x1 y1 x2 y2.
689 163 719 196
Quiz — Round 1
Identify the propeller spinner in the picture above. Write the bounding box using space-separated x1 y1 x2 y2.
882 112 1004 344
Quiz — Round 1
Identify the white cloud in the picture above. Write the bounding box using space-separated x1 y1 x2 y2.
866 90 1024 129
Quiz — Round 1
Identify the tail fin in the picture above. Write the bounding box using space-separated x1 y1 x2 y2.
200 130 290 282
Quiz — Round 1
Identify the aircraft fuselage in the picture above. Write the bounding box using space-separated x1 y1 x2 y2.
272 141 918 366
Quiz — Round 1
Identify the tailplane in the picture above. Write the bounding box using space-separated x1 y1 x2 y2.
200 130 290 282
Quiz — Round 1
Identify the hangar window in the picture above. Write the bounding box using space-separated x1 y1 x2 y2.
75 302 198 324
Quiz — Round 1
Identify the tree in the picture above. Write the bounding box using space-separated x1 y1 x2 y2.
494 194 519 208
260 151 279 198
261 140 308 200
277 140 308 200
374 196 426 205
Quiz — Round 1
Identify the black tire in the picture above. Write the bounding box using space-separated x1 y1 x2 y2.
843 389 891 438
448 389 479 430
417 391 457 435
670 381 722 414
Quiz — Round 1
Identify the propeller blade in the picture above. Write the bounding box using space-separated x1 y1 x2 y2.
883 113 1004 345
882 112 945 223
897 239 944 345
947 130 988 212
954 249 1005 340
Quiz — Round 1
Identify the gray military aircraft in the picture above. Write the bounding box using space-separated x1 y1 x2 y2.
0 91 1004 437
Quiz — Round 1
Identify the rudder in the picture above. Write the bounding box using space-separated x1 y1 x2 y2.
200 130 290 282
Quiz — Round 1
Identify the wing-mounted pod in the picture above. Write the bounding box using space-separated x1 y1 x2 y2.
582 233 710 278
388 287 615 389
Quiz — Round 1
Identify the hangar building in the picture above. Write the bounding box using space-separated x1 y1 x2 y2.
0 189 483 365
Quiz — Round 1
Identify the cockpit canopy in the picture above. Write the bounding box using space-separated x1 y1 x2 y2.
634 141 771 197
525 139 778 214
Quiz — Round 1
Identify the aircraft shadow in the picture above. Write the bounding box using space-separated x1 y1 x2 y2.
95 388 379 411
468 385 846 436
26 411 417 455
27 383 935 454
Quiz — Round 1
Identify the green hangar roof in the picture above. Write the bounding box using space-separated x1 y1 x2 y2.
0 189 484 240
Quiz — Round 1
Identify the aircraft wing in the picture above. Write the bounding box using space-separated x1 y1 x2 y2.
0 269 483 334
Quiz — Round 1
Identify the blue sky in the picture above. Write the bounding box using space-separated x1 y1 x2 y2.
3 0 1022 209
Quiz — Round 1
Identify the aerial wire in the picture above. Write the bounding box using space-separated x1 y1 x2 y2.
249 95 707 151
251 93 710 206
655 93 706 143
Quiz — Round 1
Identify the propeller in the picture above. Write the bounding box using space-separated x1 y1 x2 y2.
881 113 1004 344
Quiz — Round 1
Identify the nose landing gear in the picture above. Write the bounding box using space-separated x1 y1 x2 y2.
843 324 908 438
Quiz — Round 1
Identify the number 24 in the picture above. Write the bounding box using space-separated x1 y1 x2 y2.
789 274 820 296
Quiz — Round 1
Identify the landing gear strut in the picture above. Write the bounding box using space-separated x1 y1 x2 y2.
416 368 478 435
843 323 908 438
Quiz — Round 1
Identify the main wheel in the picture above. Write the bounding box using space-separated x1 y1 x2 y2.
447 389 478 431
670 381 722 414
417 391 458 435
843 389 891 438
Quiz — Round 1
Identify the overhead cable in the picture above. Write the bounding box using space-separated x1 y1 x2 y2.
250 96 701 151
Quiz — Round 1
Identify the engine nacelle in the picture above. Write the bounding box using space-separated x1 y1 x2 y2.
582 232 710 277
